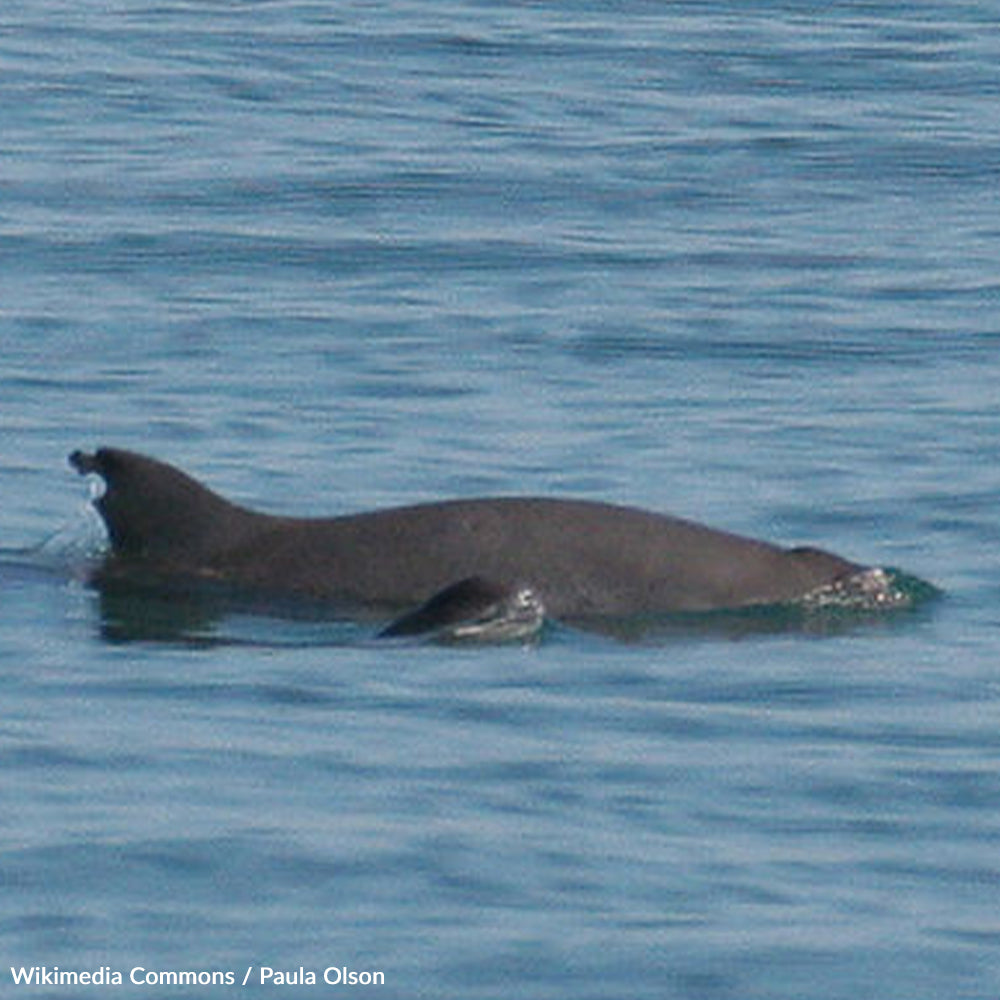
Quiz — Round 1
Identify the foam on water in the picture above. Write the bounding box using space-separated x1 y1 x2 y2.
799 566 942 613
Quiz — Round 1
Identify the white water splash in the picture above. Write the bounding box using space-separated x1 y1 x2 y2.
800 567 912 612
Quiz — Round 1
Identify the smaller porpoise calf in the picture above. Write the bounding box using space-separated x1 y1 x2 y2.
70 447 906 640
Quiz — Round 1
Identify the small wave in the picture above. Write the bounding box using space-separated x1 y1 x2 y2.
18 499 108 575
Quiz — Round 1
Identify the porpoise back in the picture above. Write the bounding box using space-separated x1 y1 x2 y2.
71 447 865 625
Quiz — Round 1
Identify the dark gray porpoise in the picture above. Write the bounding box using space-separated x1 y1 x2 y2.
70 447 864 624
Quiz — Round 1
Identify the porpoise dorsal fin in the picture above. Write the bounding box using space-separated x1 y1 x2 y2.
70 447 262 566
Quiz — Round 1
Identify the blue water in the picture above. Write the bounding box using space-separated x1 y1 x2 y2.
3 1 1000 996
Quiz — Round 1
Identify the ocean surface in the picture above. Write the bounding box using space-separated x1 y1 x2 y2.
2 1 1000 996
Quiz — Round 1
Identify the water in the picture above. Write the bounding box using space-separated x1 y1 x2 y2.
2 1 1000 996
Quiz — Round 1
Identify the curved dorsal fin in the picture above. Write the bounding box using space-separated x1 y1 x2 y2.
70 448 261 566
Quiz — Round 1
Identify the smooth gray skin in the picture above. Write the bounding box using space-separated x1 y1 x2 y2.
69 447 864 622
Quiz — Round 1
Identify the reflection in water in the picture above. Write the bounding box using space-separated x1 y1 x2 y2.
92 576 373 648
89 563 940 647
1 542 940 648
